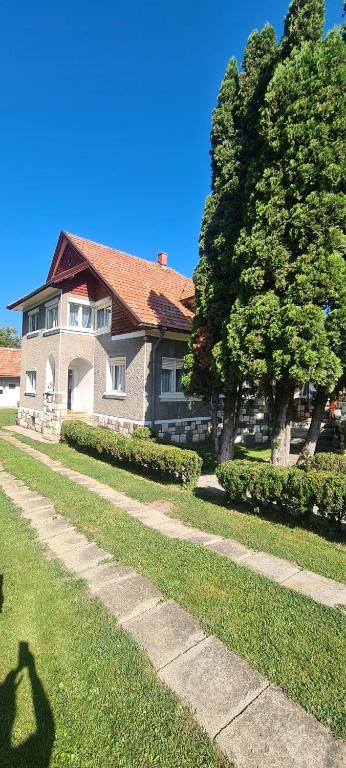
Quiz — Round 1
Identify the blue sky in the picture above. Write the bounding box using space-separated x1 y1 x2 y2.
1 0 343 333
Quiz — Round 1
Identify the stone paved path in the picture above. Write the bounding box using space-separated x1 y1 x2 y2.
0 462 345 768
1 430 345 610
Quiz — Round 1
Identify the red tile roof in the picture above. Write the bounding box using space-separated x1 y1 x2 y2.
0 348 21 377
64 232 194 332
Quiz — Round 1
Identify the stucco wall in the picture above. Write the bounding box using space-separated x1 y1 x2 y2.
93 334 145 422
144 336 210 424
19 324 61 410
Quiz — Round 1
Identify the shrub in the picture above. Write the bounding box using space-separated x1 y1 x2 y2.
216 460 346 524
61 420 202 486
303 452 346 475
132 426 154 441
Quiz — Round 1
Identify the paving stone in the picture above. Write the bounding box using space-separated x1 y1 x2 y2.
159 635 268 738
182 531 223 546
154 520 197 539
216 684 346 768
204 537 254 561
282 570 346 608
240 551 301 582
61 543 110 573
45 530 88 555
95 573 162 623
36 517 73 540
22 507 57 523
123 599 206 670
84 562 136 593
130 509 172 527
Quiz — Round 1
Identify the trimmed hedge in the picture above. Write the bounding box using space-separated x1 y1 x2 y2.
303 452 346 475
132 426 154 441
61 420 202 486
216 460 346 524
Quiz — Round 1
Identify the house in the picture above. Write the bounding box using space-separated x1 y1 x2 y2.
0 348 21 407
7 231 210 442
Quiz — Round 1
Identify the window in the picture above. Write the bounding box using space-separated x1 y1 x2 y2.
108 357 126 394
28 309 39 333
161 358 184 397
68 302 93 329
45 356 55 392
46 304 58 329
96 305 112 330
26 370 37 394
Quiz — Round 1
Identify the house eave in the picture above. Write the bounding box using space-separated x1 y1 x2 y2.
7 283 61 312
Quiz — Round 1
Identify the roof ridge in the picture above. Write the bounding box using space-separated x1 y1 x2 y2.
65 231 192 281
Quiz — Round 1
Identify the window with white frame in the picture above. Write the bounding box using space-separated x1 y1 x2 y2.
46 303 59 330
161 357 184 397
28 308 39 333
107 357 126 394
96 305 112 330
68 301 93 329
26 370 37 394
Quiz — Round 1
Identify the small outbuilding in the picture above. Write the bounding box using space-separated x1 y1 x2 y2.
0 347 21 407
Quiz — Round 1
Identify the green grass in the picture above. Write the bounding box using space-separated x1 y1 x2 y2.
0 408 16 427
0 439 345 740
0 491 227 768
173 437 270 472
6 432 346 584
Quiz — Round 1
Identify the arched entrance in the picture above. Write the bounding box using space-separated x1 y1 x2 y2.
67 358 93 414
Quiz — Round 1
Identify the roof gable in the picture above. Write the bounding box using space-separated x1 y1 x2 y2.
63 232 194 332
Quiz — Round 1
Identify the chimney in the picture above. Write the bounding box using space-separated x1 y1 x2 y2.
157 251 168 268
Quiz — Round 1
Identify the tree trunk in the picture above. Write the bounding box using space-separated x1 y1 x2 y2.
211 393 220 455
218 388 240 463
270 382 294 466
298 385 328 463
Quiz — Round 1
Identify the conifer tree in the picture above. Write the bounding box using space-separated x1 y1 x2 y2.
227 23 346 464
184 27 276 461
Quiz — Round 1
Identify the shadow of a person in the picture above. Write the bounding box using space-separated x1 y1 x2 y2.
0 575 3 613
0 641 55 768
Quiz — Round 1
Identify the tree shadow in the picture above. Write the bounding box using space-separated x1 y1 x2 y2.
0 642 55 768
192 487 346 544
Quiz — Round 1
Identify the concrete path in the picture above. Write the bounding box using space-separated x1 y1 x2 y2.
0 463 345 768
1 430 345 610
2 424 59 443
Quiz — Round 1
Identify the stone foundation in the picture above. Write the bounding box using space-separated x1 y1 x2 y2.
156 418 211 445
91 413 141 436
17 392 67 441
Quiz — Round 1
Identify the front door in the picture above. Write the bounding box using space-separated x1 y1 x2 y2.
67 369 74 411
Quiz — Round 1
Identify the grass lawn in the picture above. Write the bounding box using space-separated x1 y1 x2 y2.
5 432 346 584
170 437 270 472
0 408 16 427
0 439 345 740
0 491 227 768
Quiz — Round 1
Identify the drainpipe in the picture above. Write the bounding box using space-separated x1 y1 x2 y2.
151 326 166 430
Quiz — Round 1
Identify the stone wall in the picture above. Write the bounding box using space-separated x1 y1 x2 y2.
155 417 211 445
91 413 142 436
17 391 67 441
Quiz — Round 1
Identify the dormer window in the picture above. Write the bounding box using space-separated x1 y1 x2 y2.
96 305 112 330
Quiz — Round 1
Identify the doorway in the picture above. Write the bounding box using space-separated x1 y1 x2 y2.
67 368 74 410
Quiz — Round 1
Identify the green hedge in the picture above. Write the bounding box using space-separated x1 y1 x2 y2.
216 460 346 524
303 452 346 475
61 420 202 486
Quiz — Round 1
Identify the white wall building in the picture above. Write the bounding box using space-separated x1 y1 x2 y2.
0 347 20 407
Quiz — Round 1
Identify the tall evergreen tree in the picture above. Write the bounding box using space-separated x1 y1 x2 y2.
226 25 346 464
280 0 324 58
184 27 276 461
